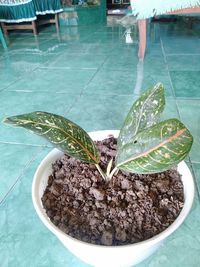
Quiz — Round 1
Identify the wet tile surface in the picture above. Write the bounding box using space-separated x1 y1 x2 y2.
1 18 200 267
5 68 97 93
166 55 200 71
46 53 107 69
83 68 137 95
170 71 200 98
176 99 200 162
0 144 41 202
67 94 134 131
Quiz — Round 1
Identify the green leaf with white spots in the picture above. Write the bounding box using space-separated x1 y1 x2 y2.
116 118 193 174
3 111 100 164
118 83 165 148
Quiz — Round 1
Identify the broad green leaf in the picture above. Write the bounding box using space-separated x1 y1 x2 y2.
116 118 193 174
118 83 165 148
3 111 100 164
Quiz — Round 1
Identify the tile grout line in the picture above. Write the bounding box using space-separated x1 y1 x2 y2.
160 37 181 120
63 93 83 117
0 65 39 93
0 146 45 206
0 78 24 93
63 53 111 116
190 160 200 164
81 56 110 94
166 53 200 56
188 158 200 203
0 141 51 147
40 66 98 70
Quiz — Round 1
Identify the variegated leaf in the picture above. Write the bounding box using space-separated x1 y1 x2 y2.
118 83 165 148
116 118 193 174
3 111 100 164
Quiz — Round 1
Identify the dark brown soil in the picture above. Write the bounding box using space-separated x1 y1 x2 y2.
42 136 184 246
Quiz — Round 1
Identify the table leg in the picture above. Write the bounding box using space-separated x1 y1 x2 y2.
32 21 37 36
0 27 7 49
1 23 8 35
138 19 147 60
55 13 59 33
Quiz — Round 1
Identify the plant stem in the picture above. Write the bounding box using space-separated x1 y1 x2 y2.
109 166 118 180
95 164 108 182
106 158 113 177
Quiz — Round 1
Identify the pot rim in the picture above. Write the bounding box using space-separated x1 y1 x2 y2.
32 130 195 250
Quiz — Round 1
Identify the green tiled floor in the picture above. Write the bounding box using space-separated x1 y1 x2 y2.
166 55 200 71
5 68 97 93
67 94 134 131
176 99 200 162
1 18 200 267
170 71 200 98
83 69 137 95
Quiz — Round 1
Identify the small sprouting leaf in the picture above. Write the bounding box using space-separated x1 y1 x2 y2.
118 83 165 148
3 111 100 164
106 158 113 177
116 119 193 174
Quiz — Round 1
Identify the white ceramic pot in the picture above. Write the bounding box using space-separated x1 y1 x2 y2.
32 130 195 267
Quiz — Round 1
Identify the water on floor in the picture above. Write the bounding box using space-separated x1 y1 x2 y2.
0 17 200 267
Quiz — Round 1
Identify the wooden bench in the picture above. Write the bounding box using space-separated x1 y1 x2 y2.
1 13 59 36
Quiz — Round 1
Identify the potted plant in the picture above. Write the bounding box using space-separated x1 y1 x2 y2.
3 83 194 267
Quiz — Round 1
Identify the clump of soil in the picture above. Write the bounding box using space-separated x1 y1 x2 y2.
42 136 184 246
